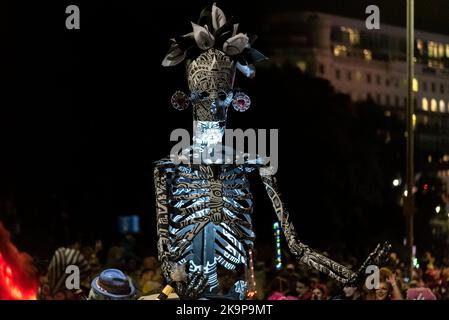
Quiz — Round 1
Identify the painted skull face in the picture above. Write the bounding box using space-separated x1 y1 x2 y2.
186 49 236 122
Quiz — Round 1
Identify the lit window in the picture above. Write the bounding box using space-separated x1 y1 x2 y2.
417 39 424 55
363 49 372 61
413 78 419 93
333 45 347 57
428 41 438 58
446 44 449 58
431 99 437 112
439 44 445 58
413 114 417 128
428 41 434 57
440 100 446 113
355 71 362 81
422 98 428 111
296 61 307 72
341 27 360 45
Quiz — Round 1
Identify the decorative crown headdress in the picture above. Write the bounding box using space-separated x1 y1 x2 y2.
161 2 266 75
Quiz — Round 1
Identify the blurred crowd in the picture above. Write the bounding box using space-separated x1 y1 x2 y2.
263 251 449 300
32 236 449 300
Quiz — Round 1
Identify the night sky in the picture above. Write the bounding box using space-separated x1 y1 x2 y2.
1 0 447 258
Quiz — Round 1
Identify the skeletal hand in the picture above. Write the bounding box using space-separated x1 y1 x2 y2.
175 271 209 300
348 241 392 286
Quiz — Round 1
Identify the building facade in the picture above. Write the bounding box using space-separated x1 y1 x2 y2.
264 11 449 217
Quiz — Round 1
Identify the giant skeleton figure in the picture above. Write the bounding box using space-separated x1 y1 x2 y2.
155 3 390 300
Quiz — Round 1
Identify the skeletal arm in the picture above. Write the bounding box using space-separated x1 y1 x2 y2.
154 162 175 283
258 166 357 285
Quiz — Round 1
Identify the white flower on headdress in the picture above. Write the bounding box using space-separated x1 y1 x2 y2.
191 22 215 50
211 2 227 31
223 33 249 56
161 46 186 67
161 3 267 71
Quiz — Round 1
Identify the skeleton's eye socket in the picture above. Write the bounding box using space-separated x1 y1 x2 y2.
218 91 227 101
200 91 210 99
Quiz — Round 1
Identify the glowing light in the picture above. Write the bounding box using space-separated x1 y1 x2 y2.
440 100 446 113
340 27 360 45
333 45 347 57
436 206 441 214
296 61 307 73
424 184 429 191
422 98 428 111
393 179 400 187
273 222 282 270
413 257 419 268
404 190 408 197
431 99 437 112
246 249 257 299
416 39 423 55
363 49 372 61
413 78 419 93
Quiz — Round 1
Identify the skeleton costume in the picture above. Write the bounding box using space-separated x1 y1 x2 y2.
156 3 390 300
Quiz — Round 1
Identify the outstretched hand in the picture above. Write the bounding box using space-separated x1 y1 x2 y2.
348 242 392 286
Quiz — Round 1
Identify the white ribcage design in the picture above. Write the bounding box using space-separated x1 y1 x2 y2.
167 164 255 293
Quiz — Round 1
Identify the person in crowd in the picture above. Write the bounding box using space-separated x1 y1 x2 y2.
342 286 362 300
140 268 162 295
296 278 312 300
267 276 298 300
421 251 435 273
311 284 328 300
141 256 163 282
388 252 401 272
45 246 90 300
374 268 403 300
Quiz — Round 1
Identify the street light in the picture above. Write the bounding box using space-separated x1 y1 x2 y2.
404 0 415 280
